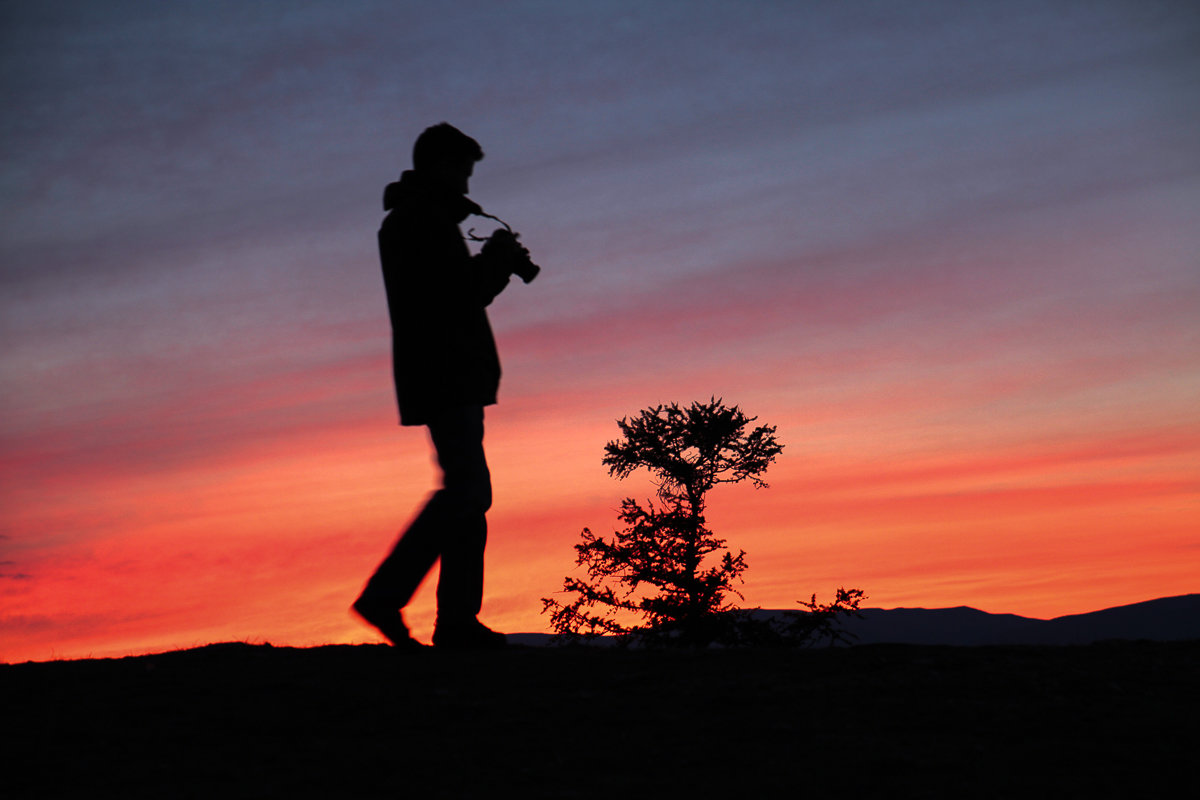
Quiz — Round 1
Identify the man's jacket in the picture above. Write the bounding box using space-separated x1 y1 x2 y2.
378 170 511 426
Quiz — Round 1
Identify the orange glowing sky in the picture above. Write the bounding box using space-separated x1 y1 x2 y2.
2 1 1198 663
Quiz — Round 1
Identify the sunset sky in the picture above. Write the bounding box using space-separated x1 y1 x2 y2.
2 1 1198 663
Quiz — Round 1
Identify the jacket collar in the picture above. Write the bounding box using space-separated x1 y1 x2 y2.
383 170 481 223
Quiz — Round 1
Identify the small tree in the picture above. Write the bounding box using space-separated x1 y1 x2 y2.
787 588 868 646
542 398 784 645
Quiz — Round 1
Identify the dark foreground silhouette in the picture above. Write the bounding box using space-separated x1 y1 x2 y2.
6 640 1196 797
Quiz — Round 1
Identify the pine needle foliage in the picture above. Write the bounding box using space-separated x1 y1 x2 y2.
542 399 783 645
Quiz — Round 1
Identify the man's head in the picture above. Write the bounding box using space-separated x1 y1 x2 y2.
412 123 483 195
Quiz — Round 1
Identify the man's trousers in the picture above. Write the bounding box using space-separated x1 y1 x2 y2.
361 405 490 622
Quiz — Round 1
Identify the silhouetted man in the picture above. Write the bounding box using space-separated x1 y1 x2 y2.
353 123 531 650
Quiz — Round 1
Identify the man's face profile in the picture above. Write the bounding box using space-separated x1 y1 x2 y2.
426 157 475 195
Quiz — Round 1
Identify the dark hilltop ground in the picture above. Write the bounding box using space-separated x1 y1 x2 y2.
6 638 1198 798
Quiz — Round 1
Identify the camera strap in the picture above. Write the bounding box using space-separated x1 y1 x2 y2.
464 209 514 242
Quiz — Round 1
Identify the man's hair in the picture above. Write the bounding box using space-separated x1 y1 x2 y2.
412 123 484 171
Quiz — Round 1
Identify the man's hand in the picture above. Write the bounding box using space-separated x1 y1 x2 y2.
482 229 539 283
481 228 528 260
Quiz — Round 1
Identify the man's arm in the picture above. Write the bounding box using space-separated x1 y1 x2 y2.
473 228 536 305
470 249 513 307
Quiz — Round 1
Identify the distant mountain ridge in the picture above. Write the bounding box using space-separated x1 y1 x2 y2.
510 594 1199 647
830 594 1200 646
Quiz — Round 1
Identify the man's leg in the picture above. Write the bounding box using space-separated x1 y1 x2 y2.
355 405 495 647
427 405 491 622
357 495 446 613
353 486 442 648
353 410 481 647
427 406 506 648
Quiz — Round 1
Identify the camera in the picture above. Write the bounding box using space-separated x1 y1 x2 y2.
482 227 540 284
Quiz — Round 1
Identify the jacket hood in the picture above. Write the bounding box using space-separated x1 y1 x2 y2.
383 170 482 222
